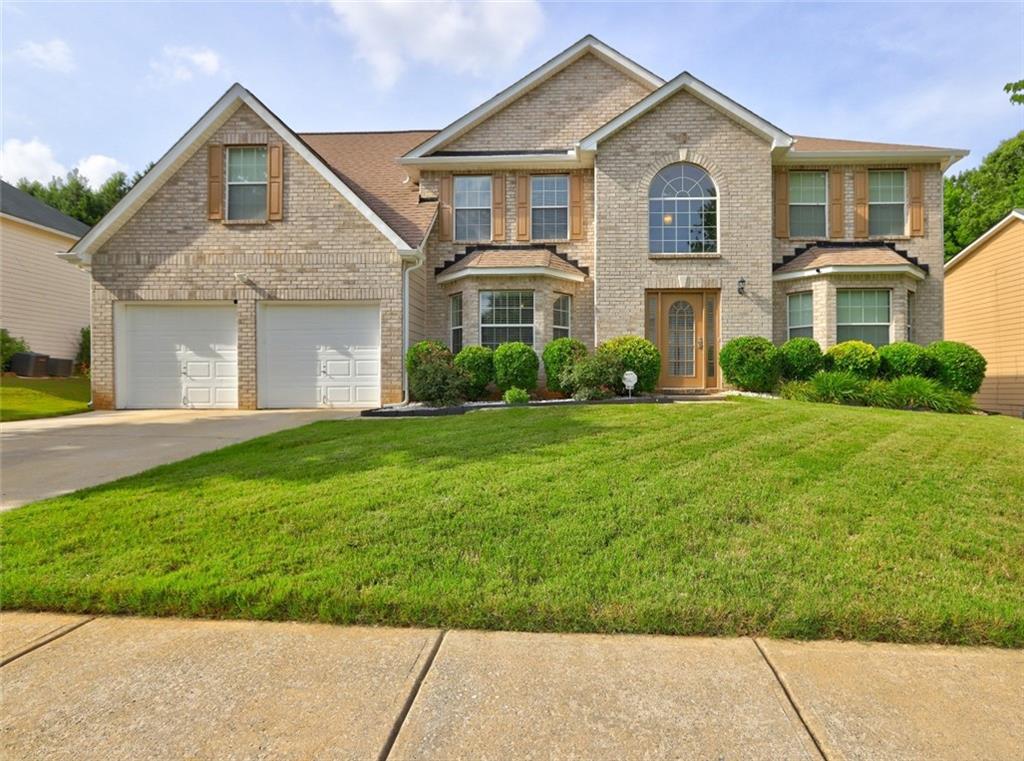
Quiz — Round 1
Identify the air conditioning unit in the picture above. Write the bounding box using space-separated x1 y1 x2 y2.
11 352 49 377
47 357 74 377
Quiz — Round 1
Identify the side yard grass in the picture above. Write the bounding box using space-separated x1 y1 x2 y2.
2 399 1021 646
0 375 91 422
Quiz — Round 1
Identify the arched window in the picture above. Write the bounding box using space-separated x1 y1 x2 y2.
649 163 717 254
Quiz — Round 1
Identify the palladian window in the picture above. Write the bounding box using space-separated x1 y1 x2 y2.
649 163 717 254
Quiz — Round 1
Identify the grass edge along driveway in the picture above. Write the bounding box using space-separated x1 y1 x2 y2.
0 375 91 422
2 399 1021 647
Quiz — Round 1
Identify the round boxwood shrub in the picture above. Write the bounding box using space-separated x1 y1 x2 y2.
719 336 781 392
825 340 880 379
877 341 936 380
562 352 624 401
503 387 530 405
406 340 450 375
595 335 660 393
409 355 468 407
493 342 539 392
927 341 987 394
454 345 495 400
779 337 822 381
542 337 587 394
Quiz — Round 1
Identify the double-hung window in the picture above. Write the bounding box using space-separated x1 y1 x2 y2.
552 294 571 340
787 292 813 339
454 176 491 241
788 171 827 238
449 293 463 354
480 290 533 349
531 175 568 239
837 289 891 346
226 146 268 220
868 170 906 236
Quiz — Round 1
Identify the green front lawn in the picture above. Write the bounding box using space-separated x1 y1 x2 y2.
0 375 91 422
2 400 1021 645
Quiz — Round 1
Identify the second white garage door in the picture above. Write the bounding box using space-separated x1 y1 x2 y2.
258 303 381 408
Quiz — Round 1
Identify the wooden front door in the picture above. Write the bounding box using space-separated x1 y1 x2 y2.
647 290 720 391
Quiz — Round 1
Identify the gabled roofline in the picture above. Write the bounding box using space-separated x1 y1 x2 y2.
945 209 1024 272
579 71 794 152
772 263 926 282
2 212 82 242
403 35 664 161
65 83 417 267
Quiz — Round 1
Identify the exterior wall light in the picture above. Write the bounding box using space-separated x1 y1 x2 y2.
737 278 747 295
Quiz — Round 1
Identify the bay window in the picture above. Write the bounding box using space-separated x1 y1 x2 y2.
480 290 533 349
837 289 891 346
787 292 813 339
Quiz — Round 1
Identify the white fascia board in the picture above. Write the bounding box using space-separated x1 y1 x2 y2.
436 266 585 284
780 149 969 172
0 212 82 241
772 264 926 282
398 151 586 172
945 209 1024 272
405 36 663 159
580 72 793 152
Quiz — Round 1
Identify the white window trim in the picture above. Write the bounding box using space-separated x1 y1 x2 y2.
648 164 720 256
225 146 268 221
868 169 907 237
787 170 828 239
530 174 570 242
454 175 493 243
479 290 535 348
836 289 892 341
553 293 572 339
787 291 813 339
449 293 463 350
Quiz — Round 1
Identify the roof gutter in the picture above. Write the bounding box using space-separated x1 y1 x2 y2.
398 209 436 406
779 149 969 172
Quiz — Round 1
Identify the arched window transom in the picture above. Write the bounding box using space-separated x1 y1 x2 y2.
649 163 718 254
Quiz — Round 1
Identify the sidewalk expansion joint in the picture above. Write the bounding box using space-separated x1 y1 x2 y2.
753 637 829 761
377 629 446 761
1 616 96 667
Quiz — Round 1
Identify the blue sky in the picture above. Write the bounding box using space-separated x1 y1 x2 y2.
2 1 1021 187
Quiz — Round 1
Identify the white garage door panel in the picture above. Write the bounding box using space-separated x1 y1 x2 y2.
120 305 238 409
260 304 381 408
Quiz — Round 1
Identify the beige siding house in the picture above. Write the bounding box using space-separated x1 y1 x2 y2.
1 181 90 359
944 210 1024 417
61 36 967 410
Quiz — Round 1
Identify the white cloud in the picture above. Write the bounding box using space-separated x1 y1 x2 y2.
0 138 66 184
329 0 543 88
150 45 222 84
75 154 129 188
14 39 75 73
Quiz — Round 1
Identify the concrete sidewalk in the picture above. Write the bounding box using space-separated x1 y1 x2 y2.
1 613 1021 760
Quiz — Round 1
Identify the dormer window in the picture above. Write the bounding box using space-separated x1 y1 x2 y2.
227 146 268 220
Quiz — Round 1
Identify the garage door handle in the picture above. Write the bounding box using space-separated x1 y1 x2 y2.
181 363 188 377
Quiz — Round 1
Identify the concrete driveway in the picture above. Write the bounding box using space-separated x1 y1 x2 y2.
0 408 359 510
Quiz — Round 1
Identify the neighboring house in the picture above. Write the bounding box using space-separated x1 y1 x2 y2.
60 36 967 410
944 210 1023 417
1 180 90 359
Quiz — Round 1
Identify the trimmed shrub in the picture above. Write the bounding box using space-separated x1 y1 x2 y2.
493 342 539 392
503 387 530 405
888 375 973 414
826 340 880 379
409 358 468 407
542 338 587 394
878 342 935 379
406 340 450 376
927 341 987 394
1 328 28 371
596 335 660 393
562 353 623 401
779 337 823 381
808 370 867 405
779 380 815 402
454 345 494 400
719 337 782 392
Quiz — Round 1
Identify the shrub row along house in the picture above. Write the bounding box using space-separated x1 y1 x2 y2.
59 36 967 409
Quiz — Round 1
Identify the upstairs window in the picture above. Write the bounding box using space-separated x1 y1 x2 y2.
552 294 571 339
869 170 905 236
480 290 533 349
649 163 717 254
837 289 891 346
788 171 827 238
531 175 569 240
226 146 267 220
454 176 491 241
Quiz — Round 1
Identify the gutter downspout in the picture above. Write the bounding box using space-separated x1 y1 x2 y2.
400 249 426 405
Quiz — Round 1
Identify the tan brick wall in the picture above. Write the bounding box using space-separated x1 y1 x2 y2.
89 105 406 409
446 53 653 152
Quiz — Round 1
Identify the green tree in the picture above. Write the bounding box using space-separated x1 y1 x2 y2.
1005 80 1024 105
16 163 153 227
943 130 1024 259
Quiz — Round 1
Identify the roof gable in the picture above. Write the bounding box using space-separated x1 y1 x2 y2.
945 209 1024 272
0 180 90 238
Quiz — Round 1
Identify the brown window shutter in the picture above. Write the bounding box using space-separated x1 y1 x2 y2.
492 174 506 241
908 167 924 236
207 145 223 220
828 169 844 239
772 169 788 238
569 174 583 240
516 174 530 241
853 168 869 238
439 175 453 241
267 144 283 221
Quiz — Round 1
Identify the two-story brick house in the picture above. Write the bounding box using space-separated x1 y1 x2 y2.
61 36 966 409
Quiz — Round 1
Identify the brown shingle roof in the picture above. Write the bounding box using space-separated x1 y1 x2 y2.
438 248 587 279
791 135 962 154
775 244 926 274
300 131 439 247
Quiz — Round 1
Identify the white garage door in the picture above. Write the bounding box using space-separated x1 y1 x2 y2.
258 303 381 408
118 304 238 409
